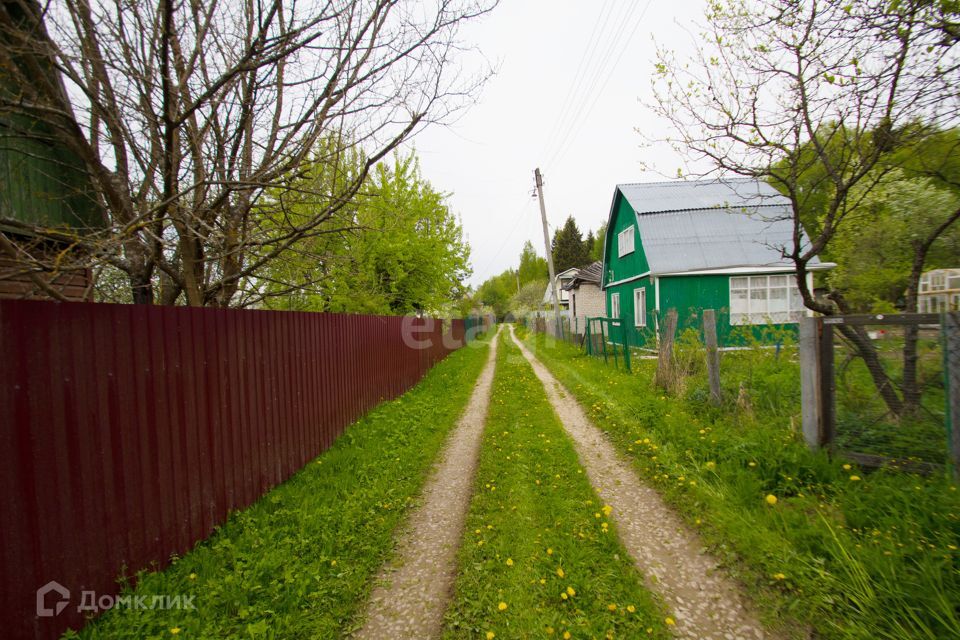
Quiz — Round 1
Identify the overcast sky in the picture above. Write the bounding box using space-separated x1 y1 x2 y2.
408 0 710 288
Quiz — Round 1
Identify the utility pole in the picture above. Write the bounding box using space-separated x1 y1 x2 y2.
534 168 562 336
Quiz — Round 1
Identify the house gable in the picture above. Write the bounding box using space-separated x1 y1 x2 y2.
602 190 650 288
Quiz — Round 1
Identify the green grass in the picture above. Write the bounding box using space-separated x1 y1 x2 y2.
519 325 960 640
68 334 493 640
443 331 668 640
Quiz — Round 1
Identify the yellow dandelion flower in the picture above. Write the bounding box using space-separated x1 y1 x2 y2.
540 578 546 584
560 592 568 600
563 632 571 639
773 573 786 580
842 464 851 470
765 494 778 506
330 560 337 566
486 632 496 640
602 505 613 516
705 461 716 470
188 573 197 580
566 586 576 596
627 605 636 613
498 601 508 611
748 461 757 467
547 548 553 555
170 629 182 636
665 617 676 626
557 567 565 578
607 603 617 611
546 626 555 635
849 475 861 481
506 558 514 566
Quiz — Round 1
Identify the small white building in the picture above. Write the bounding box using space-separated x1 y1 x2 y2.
562 261 605 335
542 267 578 311
918 268 960 313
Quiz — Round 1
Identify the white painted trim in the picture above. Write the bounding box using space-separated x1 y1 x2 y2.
653 276 660 311
806 270 815 317
603 271 651 289
633 287 647 327
656 263 836 277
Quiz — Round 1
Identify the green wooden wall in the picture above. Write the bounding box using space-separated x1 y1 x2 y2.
660 274 798 346
602 193 649 286
0 1 101 233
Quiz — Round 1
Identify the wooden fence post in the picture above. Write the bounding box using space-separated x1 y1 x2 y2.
944 312 960 475
703 309 721 405
820 321 836 448
799 316 823 450
655 308 678 391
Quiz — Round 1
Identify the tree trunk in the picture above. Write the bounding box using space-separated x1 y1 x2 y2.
836 323 904 417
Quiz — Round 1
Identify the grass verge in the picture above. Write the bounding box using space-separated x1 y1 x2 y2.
519 325 960 640
69 333 493 640
443 331 668 640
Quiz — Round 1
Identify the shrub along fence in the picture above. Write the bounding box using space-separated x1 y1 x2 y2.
0 299 490 640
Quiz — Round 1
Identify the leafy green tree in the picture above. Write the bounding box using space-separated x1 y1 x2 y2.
590 223 607 262
261 151 470 315
651 0 960 417
517 241 548 285
551 216 590 273
827 172 960 312
511 278 548 314
475 270 516 318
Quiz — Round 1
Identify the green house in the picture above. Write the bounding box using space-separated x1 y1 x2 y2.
600 178 833 347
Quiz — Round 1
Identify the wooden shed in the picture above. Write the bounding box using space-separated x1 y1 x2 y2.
0 0 101 300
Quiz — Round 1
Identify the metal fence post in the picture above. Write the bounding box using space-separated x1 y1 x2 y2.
944 312 960 475
820 320 837 449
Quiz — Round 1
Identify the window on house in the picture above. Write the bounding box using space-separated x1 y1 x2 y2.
729 275 806 325
611 292 620 319
617 226 635 257
634 288 646 327
932 273 946 291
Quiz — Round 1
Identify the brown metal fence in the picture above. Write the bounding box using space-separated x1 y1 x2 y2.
0 299 486 639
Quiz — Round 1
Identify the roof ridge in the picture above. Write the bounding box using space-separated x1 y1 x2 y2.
635 202 790 215
616 177 758 188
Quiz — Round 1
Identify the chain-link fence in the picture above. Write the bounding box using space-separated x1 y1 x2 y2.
814 314 952 471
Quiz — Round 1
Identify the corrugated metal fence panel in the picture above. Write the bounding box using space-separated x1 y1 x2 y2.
0 300 467 639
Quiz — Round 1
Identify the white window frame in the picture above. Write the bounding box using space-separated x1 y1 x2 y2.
617 226 635 257
610 292 620 319
634 288 646 327
729 275 806 325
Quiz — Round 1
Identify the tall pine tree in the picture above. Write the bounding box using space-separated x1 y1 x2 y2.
551 216 591 272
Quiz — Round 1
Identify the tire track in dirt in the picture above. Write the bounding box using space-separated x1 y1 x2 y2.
354 326 501 640
510 326 772 640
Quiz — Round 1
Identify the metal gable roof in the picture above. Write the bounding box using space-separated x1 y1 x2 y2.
614 178 821 275
618 177 788 214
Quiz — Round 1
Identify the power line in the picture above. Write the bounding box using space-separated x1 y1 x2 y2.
539 1 616 159
540 0 635 164
544 0 653 170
